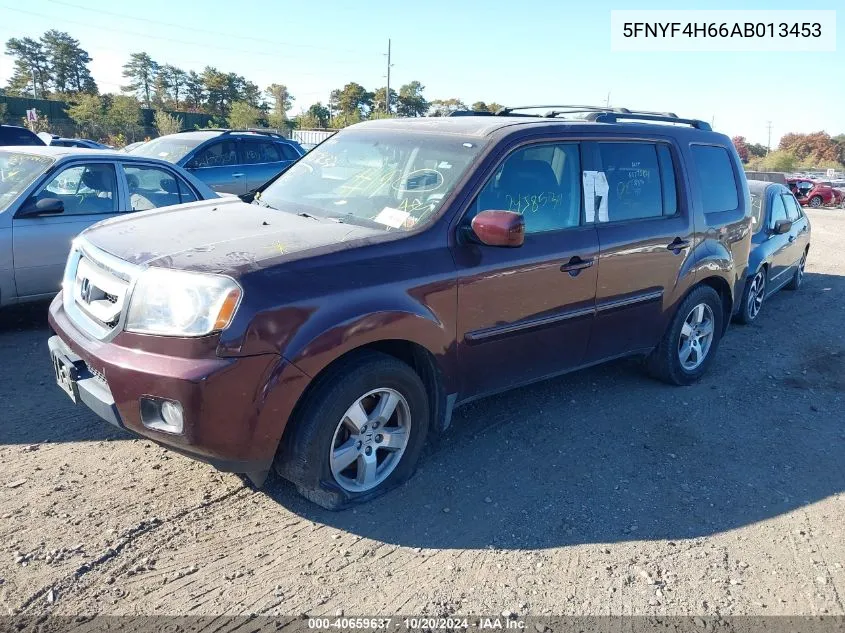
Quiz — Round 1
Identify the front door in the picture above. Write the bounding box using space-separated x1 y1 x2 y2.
584 140 695 362
765 190 794 286
13 162 122 298
452 141 599 398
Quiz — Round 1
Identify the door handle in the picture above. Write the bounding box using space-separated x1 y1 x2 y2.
788 235 796 243
667 238 691 251
560 256 594 276
232 173 245 178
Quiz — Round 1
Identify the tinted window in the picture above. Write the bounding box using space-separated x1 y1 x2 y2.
278 143 301 161
37 163 118 215
749 192 764 233
769 193 787 226
657 144 678 216
241 141 281 164
191 140 238 168
599 143 663 221
0 126 44 146
783 193 802 221
690 145 738 213
125 165 193 211
471 143 581 234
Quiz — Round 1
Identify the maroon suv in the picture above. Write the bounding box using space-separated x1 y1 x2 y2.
48 110 751 509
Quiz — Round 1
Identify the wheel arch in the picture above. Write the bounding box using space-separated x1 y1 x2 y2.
694 275 733 334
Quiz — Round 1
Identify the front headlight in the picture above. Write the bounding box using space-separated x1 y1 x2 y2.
125 268 242 337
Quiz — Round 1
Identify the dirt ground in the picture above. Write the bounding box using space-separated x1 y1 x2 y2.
1 209 843 619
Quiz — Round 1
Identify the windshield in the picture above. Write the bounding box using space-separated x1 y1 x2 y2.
257 129 485 231
0 152 54 212
131 136 203 163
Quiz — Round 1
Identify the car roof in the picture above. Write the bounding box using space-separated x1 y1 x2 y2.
0 145 193 165
349 115 723 142
160 130 299 143
747 180 784 195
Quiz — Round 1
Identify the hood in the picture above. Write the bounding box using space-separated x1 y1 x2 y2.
81 197 384 275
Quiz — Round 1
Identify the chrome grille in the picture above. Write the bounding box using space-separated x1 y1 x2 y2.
63 240 139 341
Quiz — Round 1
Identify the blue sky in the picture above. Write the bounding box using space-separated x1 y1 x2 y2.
0 0 841 145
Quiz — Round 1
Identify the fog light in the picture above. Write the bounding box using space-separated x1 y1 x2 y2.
140 397 184 434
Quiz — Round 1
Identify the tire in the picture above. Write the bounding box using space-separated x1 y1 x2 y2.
274 350 430 510
808 195 823 208
646 285 724 386
785 250 807 291
735 268 766 324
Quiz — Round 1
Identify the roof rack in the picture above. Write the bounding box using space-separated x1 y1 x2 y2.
176 128 290 139
494 105 711 131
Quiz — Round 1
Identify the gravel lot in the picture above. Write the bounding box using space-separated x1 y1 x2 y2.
1 209 843 618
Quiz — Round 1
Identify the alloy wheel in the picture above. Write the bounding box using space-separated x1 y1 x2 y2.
809 196 822 208
747 271 766 319
329 388 411 493
678 303 715 371
797 254 806 286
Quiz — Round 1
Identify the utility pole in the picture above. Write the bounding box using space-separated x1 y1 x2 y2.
385 39 392 114
31 67 38 100
766 121 773 155
604 91 611 108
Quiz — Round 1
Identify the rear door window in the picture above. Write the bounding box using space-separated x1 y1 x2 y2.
278 143 301 161
241 141 282 164
124 164 194 210
597 142 667 221
689 145 739 213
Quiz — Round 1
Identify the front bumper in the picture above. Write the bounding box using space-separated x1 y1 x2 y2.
47 293 310 476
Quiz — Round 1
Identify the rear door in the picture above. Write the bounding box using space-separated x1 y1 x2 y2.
583 139 694 363
184 139 245 194
241 138 287 191
781 189 809 269
12 160 125 297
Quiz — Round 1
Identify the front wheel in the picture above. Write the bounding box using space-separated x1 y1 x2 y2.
646 285 724 385
735 269 766 324
274 351 430 510
808 195 823 208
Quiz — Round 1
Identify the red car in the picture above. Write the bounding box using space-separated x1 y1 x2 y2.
787 178 844 208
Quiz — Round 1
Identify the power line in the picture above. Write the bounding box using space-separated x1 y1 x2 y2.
0 5 373 68
46 0 378 57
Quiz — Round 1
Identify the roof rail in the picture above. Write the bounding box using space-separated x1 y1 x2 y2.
493 105 711 130
176 128 290 139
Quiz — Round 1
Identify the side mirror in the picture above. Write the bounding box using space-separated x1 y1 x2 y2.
18 197 64 218
470 210 525 247
773 219 792 234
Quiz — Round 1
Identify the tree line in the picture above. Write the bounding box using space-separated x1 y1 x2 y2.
3 30 503 138
733 132 845 172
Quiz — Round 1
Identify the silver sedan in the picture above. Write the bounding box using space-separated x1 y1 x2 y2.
0 146 218 307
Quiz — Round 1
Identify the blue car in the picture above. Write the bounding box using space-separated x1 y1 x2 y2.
736 180 812 323
129 129 305 195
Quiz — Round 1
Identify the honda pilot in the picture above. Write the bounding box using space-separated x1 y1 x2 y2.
48 107 751 509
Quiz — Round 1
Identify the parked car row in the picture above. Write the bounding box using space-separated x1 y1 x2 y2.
787 177 845 208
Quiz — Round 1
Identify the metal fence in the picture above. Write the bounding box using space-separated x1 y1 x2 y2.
293 129 337 146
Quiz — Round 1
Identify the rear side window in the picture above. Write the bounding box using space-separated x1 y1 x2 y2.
598 142 667 221
241 141 281 164
690 145 739 213
0 126 44 146
278 143 301 161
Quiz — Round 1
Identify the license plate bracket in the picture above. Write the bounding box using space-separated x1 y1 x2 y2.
52 351 79 403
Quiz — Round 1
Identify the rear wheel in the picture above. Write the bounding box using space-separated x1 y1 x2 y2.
274 351 430 510
808 195 823 208
786 251 807 291
736 269 766 324
646 285 724 385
